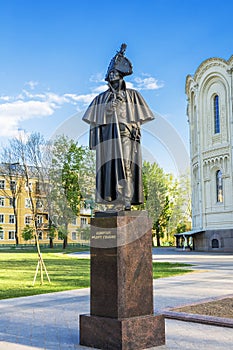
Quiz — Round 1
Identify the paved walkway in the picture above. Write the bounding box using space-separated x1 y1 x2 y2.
0 248 233 349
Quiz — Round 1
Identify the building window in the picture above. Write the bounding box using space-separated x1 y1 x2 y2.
25 198 32 208
37 215 43 226
36 200 43 209
38 231 43 240
10 180 16 191
71 217 77 225
35 182 40 194
0 197 4 207
8 231 15 240
216 170 223 203
0 180 5 189
9 197 15 207
212 238 219 248
25 215 32 224
0 214 4 224
9 215 15 224
214 95 220 134
72 232 77 240
80 217 87 228
0 230 4 240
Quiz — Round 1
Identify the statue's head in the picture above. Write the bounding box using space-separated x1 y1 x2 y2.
107 69 122 83
105 43 133 82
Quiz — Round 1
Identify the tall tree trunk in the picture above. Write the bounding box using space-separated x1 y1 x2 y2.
49 237 54 248
13 206 19 245
15 234 19 245
156 233 161 247
63 236 68 249
63 222 68 249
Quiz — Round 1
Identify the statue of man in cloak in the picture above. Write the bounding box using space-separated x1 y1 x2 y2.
82 44 154 210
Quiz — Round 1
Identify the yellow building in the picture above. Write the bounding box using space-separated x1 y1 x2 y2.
0 171 91 246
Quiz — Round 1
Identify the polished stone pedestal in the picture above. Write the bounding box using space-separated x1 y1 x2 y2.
80 211 165 349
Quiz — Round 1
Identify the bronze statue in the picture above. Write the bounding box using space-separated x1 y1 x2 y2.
82 44 154 210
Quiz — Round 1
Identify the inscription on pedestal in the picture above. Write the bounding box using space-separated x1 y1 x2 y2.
91 229 117 249
91 230 117 240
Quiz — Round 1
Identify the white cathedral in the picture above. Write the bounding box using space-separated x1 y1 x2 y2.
184 55 233 252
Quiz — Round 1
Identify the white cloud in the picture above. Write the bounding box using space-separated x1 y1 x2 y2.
0 90 67 137
45 92 69 105
89 73 105 83
0 100 56 137
24 80 39 90
64 93 97 104
0 100 55 119
92 84 107 93
88 72 163 91
0 85 99 137
125 81 135 89
134 75 164 90
0 95 12 102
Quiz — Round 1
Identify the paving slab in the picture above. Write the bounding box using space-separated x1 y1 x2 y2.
0 248 232 349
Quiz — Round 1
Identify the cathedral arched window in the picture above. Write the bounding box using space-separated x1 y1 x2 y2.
216 170 223 203
214 95 220 134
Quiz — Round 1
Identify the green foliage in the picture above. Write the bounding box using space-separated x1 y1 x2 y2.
21 225 34 241
142 161 192 246
76 226 90 241
58 226 68 240
166 172 192 237
142 161 168 245
50 135 85 218
176 222 188 233
47 225 56 239
61 140 85 214
142 161 167 224
46 136 94 248
79 147 95 206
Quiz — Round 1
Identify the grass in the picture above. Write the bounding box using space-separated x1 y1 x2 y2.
0 247 192 300
152 261 192 279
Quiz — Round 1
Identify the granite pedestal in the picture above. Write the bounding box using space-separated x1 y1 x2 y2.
80 211 165 349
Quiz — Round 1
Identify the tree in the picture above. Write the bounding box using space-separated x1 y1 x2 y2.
22 225 34 241
47 225 56 249
166 171 192 241
154 195 172 246
49 135 86 248
76 225 90 242
142 161 168 245
79 146 95 208
142 162 191 246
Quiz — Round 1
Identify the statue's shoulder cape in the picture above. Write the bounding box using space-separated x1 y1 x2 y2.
82 88 155 125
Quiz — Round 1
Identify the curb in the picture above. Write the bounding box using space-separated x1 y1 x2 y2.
162 294 233 328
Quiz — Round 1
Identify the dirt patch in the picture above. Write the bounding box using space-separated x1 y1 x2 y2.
175 297 233 319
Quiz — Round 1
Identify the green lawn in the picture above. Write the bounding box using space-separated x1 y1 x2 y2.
152 261 192 279
0 247 192 300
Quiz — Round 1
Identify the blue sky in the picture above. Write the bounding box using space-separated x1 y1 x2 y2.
1 0 233 174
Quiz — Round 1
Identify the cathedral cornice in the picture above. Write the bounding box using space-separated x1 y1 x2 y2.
202 147 230 160
185 55 233 96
